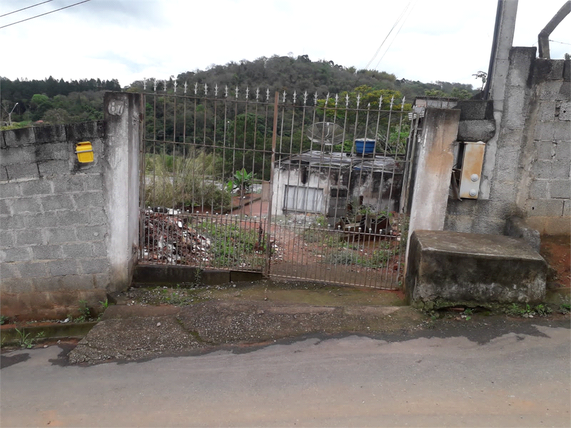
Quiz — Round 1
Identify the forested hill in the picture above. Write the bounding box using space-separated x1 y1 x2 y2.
130 55 478 101
1 56 479 128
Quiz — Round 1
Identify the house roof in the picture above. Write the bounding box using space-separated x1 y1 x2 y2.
279 150 403 173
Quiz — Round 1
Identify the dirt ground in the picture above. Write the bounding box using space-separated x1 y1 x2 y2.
58 279 570 365
541 234 570 288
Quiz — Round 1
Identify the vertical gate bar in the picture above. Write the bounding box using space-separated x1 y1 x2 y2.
139 93 146 262
386 103 406 289
211 93 219 268
277 94 288 278
265 91 279 276
191 89 197 217
160 91 167 264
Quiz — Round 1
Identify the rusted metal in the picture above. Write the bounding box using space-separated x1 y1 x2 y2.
139 83 419 289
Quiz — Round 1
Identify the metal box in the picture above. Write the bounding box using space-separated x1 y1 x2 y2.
459 141 485 199
75 142 94 163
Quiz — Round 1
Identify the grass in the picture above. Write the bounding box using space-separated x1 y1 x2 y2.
505 303 553 317
14 328 45 349
323 248 395 268
196 219 265 269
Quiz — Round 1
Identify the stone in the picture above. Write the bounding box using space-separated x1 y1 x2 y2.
406 230 546 307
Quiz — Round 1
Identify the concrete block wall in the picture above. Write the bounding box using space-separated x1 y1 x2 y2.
445 48 570 236
520 58 571 234
1 122 110 319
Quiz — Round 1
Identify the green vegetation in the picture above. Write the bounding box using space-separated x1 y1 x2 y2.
505 303 553 317
196 220 265 268
2 57 478 130
14 328 45 349
0 315 7 325
144 151 231 211
67 299 97 323
324 247 396 268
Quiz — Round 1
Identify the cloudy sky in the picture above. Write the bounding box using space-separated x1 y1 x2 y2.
1 0 570 89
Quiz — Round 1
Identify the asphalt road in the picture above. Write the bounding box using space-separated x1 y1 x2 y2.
1 323 570 427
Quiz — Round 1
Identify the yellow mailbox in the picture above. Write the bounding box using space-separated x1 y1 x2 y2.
75 142 94 163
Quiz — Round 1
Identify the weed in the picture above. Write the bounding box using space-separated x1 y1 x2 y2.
534 304 552 317
196 220 265 269
505 303 554 317
68 300 93 323
323 248 393 268
0 315 8 325
559 303 570 314
194 269 202 287
99 299 110 310
15 328 44 349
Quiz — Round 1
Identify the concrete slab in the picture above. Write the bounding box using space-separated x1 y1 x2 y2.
406 230 547 308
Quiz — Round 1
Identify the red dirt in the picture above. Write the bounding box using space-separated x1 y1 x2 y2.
540 235 570 288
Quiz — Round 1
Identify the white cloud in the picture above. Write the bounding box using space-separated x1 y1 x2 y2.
1 0 569 89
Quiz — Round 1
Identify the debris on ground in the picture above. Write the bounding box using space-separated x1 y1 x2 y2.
141 210 212 265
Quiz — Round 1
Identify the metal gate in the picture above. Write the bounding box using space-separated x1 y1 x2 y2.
138 82 420 289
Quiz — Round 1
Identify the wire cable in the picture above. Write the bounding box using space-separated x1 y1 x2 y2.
364 2 412 70
374 0 416 70
0 0 53 19
0 0 90 29
549 39 571 45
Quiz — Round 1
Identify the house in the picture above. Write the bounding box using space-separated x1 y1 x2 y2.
271 149 404 224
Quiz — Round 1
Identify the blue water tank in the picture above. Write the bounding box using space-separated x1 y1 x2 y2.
355 139 375 154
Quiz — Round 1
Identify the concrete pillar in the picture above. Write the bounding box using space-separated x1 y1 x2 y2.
480 0 519 198
103 92 142 292
408 108 461 235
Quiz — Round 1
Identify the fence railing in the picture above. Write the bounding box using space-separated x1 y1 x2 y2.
138 83 418 289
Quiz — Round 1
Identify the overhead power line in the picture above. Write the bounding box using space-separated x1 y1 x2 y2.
0 0 53 19
374 1 416 70
0 0 90 30
364 1 413 70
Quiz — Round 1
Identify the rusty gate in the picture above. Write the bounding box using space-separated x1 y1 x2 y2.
138 82 420 289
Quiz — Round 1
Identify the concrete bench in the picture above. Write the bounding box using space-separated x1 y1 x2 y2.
406 230 547 309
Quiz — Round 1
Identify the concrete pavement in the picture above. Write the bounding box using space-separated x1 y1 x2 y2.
1 321 569 427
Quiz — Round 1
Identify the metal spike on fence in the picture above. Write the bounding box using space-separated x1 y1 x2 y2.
236 87 239 99
326 93 330 104
153 79 157 92
401 96 406 110
225 85 229 98
379 95 383 109
163 80 167 92
282 91 286 103
266 89 270 101
367 102 371 109
246 87 250 99
184 82 188 94
335 93 339 107
390 95 395 109
143 78 147 91
215 84 219 97
314 92 318 106
204 83 208 96
356 93 361 108
173 81 178 93
194 82 198 95
303 91 308 105
293 90 297 104
256 88 260 101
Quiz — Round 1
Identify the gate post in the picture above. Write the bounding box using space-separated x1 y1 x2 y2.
103 92 142 292
406 107 460 261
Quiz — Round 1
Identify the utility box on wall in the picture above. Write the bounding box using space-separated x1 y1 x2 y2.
459 141 485 199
